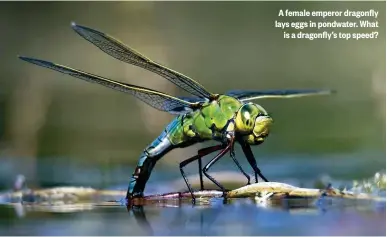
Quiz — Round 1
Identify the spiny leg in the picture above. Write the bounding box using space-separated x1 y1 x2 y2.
239 141 269 182
180 144 225 202
198 156 204 190
198 145 250 190
230 148 251 185
202 141 233 196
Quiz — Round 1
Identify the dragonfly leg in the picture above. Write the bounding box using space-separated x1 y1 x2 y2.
202 141 233 195
239 141 269 183
230 149 251 185
179 144 225 202
198 156 203 191
198 144 251 190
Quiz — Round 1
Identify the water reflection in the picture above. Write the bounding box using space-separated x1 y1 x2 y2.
125 196 384 236
132 206 154 235
1 196 384 235
130 201 228 236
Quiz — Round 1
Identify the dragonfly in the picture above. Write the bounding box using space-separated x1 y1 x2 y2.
19 22 334 206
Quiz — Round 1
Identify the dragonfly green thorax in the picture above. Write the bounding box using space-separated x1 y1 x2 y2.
235 103 273 145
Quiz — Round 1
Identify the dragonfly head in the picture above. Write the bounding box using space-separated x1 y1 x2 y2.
235 103 273 145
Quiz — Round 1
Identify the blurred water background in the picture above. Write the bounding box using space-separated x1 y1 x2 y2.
0 1 385 235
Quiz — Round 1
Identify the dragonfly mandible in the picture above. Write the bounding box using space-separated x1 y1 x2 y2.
19 22 334 206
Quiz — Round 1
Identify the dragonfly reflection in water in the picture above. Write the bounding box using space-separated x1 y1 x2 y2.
18 22 335 207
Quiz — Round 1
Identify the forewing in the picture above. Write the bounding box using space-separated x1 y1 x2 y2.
71 22 213 99
227 89 335 101
19 56 197 114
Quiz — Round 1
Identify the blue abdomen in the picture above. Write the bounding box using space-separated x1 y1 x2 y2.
127 116 185 197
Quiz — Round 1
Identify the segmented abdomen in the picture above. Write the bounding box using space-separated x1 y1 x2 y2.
127 116 193 197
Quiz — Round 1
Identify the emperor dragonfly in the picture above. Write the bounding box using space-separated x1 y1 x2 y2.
19 22 334 206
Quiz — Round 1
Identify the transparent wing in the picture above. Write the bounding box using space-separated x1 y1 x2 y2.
227 89 335 101
19 56 198 115
71 22 213 99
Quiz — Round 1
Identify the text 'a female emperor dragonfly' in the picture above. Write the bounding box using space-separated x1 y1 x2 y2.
19 22 334 206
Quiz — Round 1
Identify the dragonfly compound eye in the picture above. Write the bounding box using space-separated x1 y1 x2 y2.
235 104 260 134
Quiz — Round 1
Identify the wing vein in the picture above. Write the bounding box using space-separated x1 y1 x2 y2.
19 56 198 115
227 89 335 101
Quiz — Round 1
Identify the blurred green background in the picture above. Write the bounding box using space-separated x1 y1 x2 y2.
0 1 385 191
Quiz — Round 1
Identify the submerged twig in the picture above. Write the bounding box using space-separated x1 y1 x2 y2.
228 181 385 200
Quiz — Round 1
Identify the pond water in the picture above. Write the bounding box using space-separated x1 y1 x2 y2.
0 198 385 236
0 152 385 235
